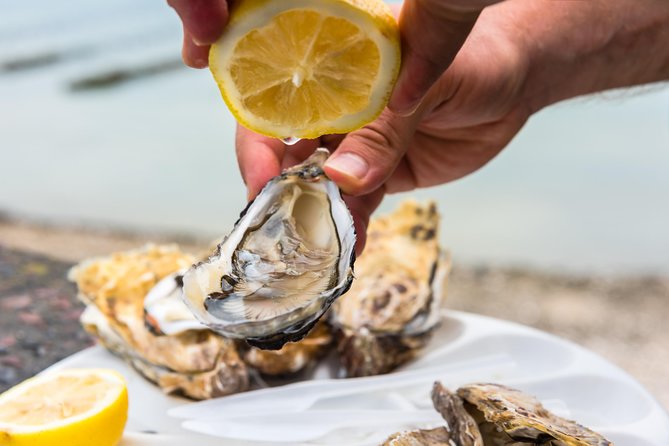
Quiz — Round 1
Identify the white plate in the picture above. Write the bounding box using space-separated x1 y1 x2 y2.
47 311 669 446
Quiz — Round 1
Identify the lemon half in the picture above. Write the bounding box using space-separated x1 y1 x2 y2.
0 369 128 446
210 0 401 139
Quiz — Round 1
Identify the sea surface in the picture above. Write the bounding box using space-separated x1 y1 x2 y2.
1 0 668 274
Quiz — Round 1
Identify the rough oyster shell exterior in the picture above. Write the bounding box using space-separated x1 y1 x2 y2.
380 382 482 445
330 200 450 376
69 245 249 400
432 382 483 445
382 382 612 446
381 427 453 446
457 383 612 446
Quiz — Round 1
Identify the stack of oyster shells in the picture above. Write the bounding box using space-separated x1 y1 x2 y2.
69 199 449 400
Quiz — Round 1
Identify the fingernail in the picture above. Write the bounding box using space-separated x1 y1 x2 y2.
325 153 368 180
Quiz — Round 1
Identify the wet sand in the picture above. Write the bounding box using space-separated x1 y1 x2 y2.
0 219 667 411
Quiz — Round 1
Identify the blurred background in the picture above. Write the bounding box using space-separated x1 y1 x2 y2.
2 0 669 273
0 0 668 408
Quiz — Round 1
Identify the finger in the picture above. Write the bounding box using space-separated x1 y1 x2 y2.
323 130 417 194
168 0 228 45
236 127 333 198
343 187 385 255
182 29 210 68
235 125 285 200
388 0 494 115
323 108 420 196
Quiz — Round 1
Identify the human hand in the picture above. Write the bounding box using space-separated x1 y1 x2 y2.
172 0 669 254
166 0 503 252
237 4 530 253
389 0 502 115
166 0 500 101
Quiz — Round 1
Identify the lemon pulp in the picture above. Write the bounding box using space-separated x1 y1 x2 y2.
210 0 400 139
0 375 112 426
0 369 128 446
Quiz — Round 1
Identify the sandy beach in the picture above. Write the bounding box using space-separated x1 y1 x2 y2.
1 218 666 411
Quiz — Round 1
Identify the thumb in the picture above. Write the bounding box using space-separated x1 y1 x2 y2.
323 109 418 196
388 0 496 115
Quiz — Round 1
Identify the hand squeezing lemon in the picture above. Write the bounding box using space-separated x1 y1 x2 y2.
0 369 128 446
210 0 401 139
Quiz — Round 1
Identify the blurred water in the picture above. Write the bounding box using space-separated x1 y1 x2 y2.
1 0 668 274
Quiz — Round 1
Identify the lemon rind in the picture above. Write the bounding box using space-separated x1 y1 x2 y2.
210 0 400 139
0 368 127 434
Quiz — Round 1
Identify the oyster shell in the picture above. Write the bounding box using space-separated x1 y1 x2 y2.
242 321 333 376
382 382 611 446
457 383 612 446
381 427 452 446
381 382 479 445
330 200 450 376
182 148 356 350
143 271 334 376
69 245 249 400
431 382 483 445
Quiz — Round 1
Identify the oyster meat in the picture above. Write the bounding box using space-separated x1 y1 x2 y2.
143 271 207 336
70 245 249 400
330 200 450 376
382 382 612 446
182 148 355 350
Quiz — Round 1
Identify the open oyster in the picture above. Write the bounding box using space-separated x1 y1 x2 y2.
331 201 450 376
70 245 249 400
143 269 333 376
182 148 356 350
382 382 611 446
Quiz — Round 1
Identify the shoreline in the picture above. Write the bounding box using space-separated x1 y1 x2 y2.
0 219 667 410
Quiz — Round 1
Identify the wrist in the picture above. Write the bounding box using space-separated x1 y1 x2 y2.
514 0 669 113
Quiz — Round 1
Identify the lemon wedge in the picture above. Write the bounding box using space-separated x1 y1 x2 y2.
0 369 128 446
210 0 401 139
